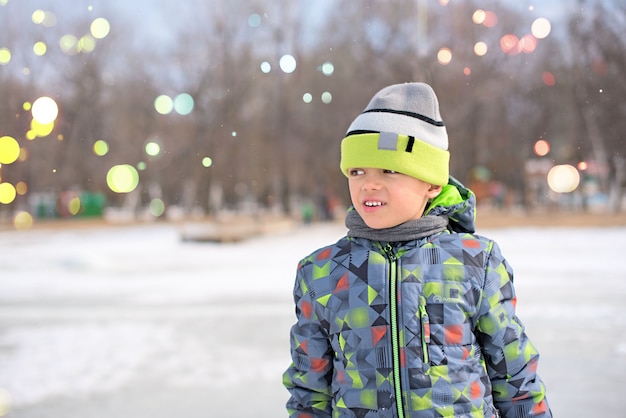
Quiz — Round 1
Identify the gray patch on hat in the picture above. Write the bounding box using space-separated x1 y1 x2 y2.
378 132 398 150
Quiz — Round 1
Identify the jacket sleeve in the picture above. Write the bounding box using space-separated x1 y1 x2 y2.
283 263 333 417
475 241 552 418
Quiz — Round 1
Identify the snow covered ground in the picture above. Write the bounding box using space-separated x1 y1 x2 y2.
1 221 625 417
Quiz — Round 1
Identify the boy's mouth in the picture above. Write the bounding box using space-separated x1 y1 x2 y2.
363 200 385 208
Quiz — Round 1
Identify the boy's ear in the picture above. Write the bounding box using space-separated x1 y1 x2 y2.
426 184 443 198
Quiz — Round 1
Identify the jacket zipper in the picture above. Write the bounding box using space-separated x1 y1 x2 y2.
382 243 404 418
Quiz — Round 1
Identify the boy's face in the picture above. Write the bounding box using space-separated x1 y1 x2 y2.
348 167 442 229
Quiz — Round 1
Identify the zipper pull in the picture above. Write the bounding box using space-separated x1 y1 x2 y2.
382 243 397 261
419 298 431 344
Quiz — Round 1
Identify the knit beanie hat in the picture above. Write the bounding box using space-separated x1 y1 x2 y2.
340 82 450 186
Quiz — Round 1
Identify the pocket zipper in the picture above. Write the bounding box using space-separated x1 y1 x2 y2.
419 295 430 364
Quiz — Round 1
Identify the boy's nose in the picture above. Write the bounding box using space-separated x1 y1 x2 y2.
362 173 383 190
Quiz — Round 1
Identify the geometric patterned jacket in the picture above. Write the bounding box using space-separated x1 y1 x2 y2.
283 179 551 417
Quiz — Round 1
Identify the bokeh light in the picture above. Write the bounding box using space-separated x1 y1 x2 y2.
202 157 213 167
32 96 59 124
518 34 537 54
500 34 519 55
90 17 111 39
0 48 11 65
248 13 262 28
472 9 486 24
149 198 165 217
31 9 46 24
107 164 139 193
78 35 96 53
543 71 556 86
33 41 47 56
547 164 580 193
174 93 194 115
93 140 109 156
531 17 551 39
482 11 498 27
145 140 161 157
302 93 312 103
0 136 20 164
0 182 17 204
154 95 173 114
321 61 334 76
260 61 271 73
32 10 56 27
279 54 297 73
14 211 34 230
321 91 332 104
474 41 488 56
68 196 81 215
437 48 452 65
15 181 28 195
59 34 78 55
30 119 54 138
533 139 550 156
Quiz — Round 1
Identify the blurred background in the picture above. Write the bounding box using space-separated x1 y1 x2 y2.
0 0 624 229
1 2 626 417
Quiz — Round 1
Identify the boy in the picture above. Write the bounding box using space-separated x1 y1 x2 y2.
283 82 551 417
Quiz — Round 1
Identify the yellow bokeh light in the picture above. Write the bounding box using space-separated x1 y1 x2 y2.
33 41 47 56
145 141 161 157
90 17 111 39
32 96 59 124
106 164 139 193
59 34 78 55
68 197 81 215
93 140 109 156
0 136 20 164
14 211 34 230
0 182 17 204
0 47 11 65
437 47 452 65
547 164 580 193
32 9 46 24
531 17 551 39
30 118 55 137
154 95 173 114
78 35 96 53
202 156 213 167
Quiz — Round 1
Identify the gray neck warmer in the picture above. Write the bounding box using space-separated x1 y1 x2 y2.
345 209 448 242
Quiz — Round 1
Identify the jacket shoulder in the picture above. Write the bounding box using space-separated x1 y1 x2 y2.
297 236 354 270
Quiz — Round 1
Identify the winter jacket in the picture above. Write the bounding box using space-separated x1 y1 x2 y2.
283 178 551 417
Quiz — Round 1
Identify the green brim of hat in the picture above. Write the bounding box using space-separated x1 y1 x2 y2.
340 133 450 186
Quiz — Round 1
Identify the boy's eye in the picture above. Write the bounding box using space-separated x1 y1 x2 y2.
384 169 398 174
349 168 365 176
